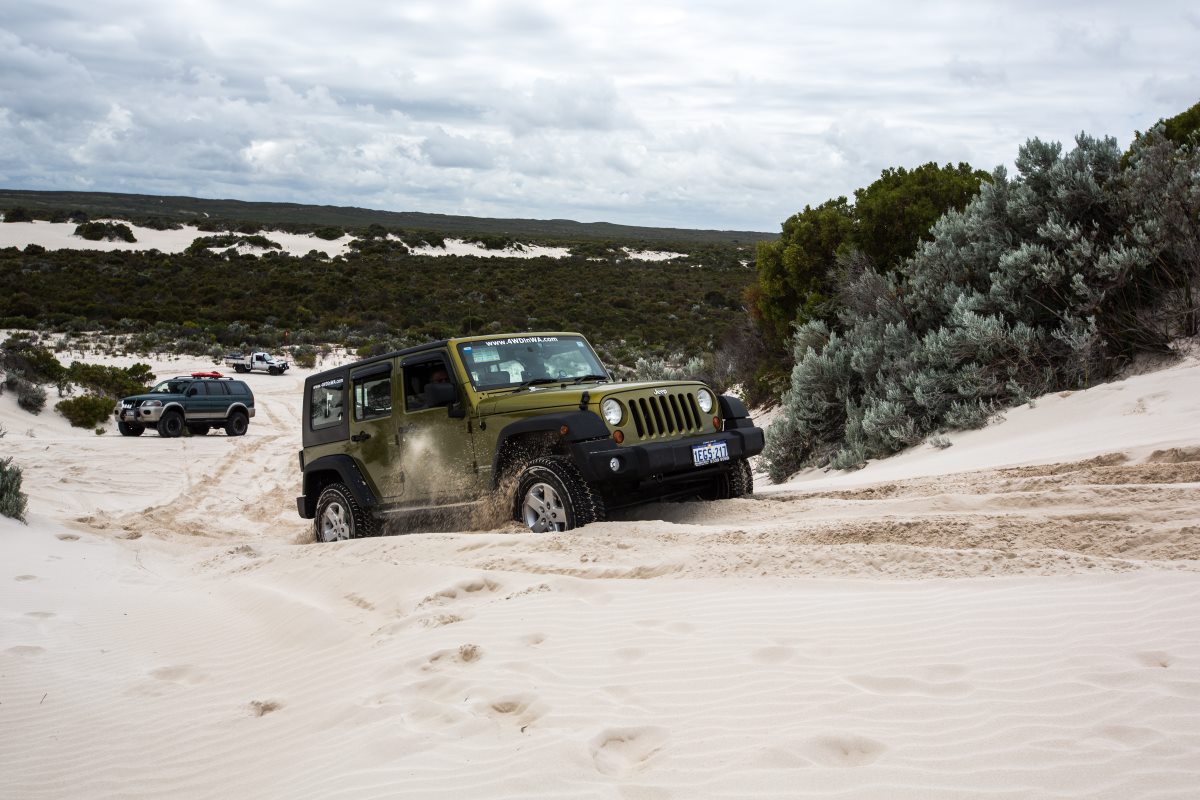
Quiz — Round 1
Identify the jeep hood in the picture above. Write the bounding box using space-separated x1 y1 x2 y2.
476 380 706 416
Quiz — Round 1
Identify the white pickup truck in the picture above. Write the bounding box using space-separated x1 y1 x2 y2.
224 351 291 375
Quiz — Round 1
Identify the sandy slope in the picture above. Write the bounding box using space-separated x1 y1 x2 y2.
2 351 1199 799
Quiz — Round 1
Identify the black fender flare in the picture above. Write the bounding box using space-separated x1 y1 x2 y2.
300 454 376 518
490 411 610 488
717 394 750 420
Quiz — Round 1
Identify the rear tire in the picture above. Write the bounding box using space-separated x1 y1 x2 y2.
314 483 377 542
157 410 184 438
224 410 249 436
118 421 145 437
514 456 605 532
234 364 247 373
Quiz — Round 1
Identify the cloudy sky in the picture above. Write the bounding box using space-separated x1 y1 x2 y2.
2 1 1196 231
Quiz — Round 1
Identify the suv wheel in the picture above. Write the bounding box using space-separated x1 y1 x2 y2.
157 410 184 438
224 411 249 436
117 421 145 437
708 458 754 500
515 456 605 532
315 483 377 542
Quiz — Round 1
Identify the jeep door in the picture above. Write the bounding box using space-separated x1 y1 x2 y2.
398 352 483 508
348 361 403 503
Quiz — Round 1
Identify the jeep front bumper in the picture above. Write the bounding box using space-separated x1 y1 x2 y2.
568 420 764 485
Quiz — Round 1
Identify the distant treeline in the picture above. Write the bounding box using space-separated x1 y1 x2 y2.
0 243 754 366
0 189 775 246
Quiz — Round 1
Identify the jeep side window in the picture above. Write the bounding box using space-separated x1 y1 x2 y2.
311 378 345 430
354 374 392 421
404 358 451 412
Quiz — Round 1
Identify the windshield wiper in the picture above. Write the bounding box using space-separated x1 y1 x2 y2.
572 374 610 384
517 377 559 388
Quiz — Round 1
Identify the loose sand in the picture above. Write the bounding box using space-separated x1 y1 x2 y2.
2 349 1199 798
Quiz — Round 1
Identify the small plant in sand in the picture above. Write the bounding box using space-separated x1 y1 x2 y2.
0 457 28 523
56 394 115 429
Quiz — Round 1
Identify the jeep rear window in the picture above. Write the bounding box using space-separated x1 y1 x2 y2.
310 377 345 430
457 336 607 390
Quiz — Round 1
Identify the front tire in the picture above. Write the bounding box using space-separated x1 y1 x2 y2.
314 483 377 542
157 410 184 438
708 458 754 500
514 456 605 533
224 410 249 436
118 421 145 437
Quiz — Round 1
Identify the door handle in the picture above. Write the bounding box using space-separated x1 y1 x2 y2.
351 431 371 443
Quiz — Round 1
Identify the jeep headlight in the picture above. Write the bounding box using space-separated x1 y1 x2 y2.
696 389 714 414
601 398 623 426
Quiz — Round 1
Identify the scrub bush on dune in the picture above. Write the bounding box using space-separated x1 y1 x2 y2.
0 457 28 523
764 127 1200 482
56 394 114 429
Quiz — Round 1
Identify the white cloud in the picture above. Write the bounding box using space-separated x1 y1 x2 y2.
0 1 1197 230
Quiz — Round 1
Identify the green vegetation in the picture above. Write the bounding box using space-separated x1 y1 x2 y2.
0 189 774 246
74 221 136 242
0 244 755 364
56 394 114 429
186 234 282 255
3 207 33 223
0 457 28 523
763 127 1200 480
752 162 988 352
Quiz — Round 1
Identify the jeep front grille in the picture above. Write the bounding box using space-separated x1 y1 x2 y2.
628 392 703 439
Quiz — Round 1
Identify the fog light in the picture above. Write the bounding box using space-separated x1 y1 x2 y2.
609 457 621 472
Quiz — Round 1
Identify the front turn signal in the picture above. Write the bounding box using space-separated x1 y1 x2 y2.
613 429 625 444
713 417 722 431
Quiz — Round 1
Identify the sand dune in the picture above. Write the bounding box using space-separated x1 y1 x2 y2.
2 350 1199 798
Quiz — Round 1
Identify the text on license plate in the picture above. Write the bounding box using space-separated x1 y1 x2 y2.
692 441 730 467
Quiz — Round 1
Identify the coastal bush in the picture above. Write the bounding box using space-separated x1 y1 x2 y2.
291 345 317 368
56 394 113 428
3 207 33 223
764 127 1200 482
0 457 28 523
1 334 66 385
16 379 47 414
66 362 154 399
74 221 136 242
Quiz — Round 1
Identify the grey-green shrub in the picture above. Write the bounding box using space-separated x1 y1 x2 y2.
764 128 1200 482
0 457 28 523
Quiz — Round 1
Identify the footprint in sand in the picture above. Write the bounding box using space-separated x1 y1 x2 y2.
417 577 503 609
55 533 80 541
590 726 669 776
14 575 38 582
149 665 208 686
797 734 887 767
1134 651 1174 668
6 645 46 657
25 611 56 619
475 692 545 729
750 645 796 664
248 700 283 717
846 664 971 696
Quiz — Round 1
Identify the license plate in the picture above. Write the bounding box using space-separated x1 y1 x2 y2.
692 440 729 467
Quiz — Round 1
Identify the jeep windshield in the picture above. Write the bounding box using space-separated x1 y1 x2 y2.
457 335 610 391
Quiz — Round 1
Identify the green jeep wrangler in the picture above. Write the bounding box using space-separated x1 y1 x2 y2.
296 332 764 540
114 372 255 437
